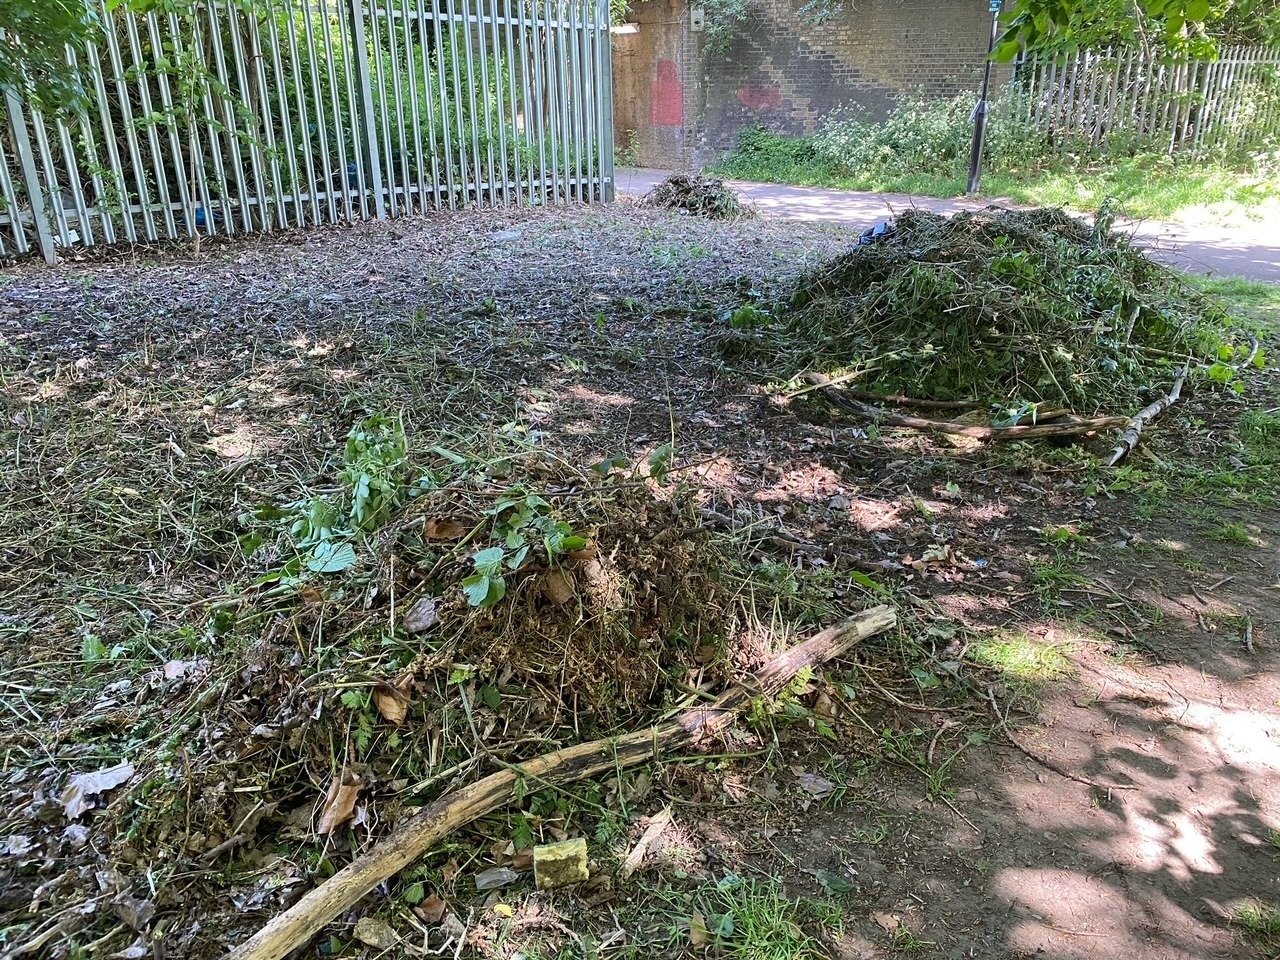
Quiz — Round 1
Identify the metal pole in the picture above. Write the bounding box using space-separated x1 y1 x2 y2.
966 0 1002 196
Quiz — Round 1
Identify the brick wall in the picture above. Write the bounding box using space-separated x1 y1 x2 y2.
615 0 1012 167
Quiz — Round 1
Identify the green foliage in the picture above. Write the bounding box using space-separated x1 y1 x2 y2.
712 125 834 185
461 489 586 608
713 87 1280 221
756 207 1252 414
698 873 828 959
1233 899 1280 953
0 0 98 111
999 0 1280 59
700 0 753 56
341 414 409 532
811 93 1046 182
266 414 411 579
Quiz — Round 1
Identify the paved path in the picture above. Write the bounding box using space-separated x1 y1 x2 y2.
616 167 1280 284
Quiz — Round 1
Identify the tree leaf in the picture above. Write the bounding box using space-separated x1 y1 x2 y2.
472 546 506 576
423 518 468 540
306 540 357 573
317 776 362 835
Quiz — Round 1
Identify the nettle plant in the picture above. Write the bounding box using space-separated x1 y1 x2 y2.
462 490 587 608
252 414 411 579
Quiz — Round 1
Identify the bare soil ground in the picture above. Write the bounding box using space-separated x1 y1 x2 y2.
1 203 1277 960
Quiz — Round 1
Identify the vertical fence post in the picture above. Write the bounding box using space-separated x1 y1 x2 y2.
350 0 388 219
3 92 57 264
597 0 614 201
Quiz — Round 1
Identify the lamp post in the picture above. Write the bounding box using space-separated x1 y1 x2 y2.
966 0 1003 196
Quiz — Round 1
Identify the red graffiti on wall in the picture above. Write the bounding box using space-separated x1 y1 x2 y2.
650 60 684 126
736 84 782 112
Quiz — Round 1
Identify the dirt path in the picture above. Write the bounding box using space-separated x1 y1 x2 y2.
617 166 1280 284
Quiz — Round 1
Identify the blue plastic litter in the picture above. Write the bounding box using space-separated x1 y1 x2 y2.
347 162 358 188
858 220 893 245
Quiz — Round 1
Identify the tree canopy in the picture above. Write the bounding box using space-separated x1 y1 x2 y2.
999 0 1280 58
0 0 98 111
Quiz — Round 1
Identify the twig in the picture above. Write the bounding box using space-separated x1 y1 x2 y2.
226 606 897 960
1005 733 1138 793
802 373 1127 441
1106 367 1187 467
1243 613 1254 654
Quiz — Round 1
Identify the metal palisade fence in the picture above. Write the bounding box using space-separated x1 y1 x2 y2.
1012 44 1280 155
0 0 615 263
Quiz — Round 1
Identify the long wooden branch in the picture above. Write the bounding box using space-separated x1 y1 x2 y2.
801 373 1127 440
227 605 898 960
1106 368 1187 467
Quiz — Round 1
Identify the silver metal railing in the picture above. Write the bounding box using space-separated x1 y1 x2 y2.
0 0 616 262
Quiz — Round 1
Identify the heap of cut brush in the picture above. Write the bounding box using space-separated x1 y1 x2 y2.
644 173 753 220
749 207 1253 423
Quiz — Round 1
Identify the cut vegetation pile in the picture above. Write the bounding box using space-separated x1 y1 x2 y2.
736 207 1259 418
643 174 751 220
0 412 755 957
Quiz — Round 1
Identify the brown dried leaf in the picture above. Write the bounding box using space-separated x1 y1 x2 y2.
441 859 459 883
61 762 135 820
373 683 409 726
689 912 711 949
872 911 901 934
796 772 835 798
404 596 439 633
424 518 468 540
415 892 447 924
542 568 574 605
812 690 837 724
316 776 362 835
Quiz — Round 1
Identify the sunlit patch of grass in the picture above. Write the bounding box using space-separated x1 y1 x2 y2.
632 874 836 960
969 631 1073 682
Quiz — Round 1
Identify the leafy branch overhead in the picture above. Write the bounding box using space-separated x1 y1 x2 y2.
997 0 1280 57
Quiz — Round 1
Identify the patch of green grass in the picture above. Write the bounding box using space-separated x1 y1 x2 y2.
969 631 1073 682
1233 900 1280 954
1209 521 1256 545
1241 410 1280 464
1029 554 1091 604
708 126 1280 224
644 874 833 959
891 922 935 954
1189 275 1280 330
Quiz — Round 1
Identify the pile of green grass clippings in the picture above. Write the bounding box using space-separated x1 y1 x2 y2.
747 207 1256 414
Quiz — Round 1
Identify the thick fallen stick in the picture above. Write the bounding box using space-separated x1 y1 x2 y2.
802 373 1127 440
1106 368 1187 467
227 605 897 960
